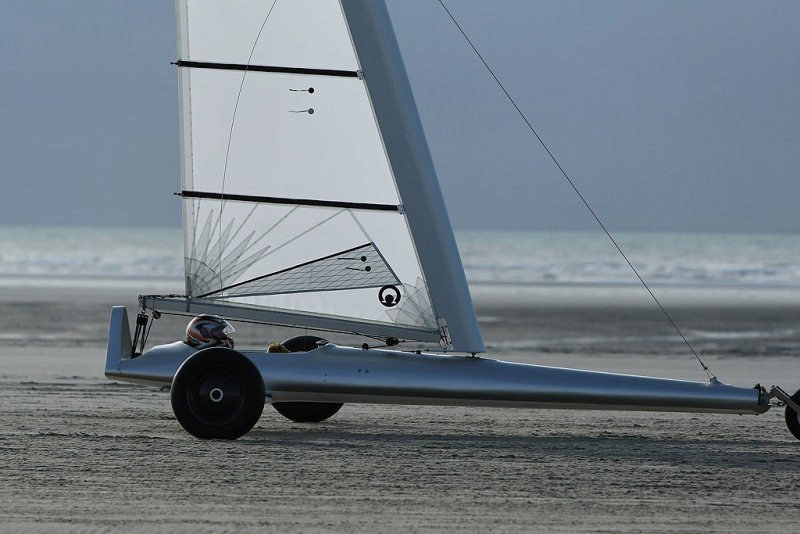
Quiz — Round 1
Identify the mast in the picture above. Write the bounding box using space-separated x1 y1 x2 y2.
340 0 485 353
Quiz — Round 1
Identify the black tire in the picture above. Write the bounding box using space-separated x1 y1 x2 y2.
272 335 343 423
784 389 800 441
272 401 344 423
171 347 265 439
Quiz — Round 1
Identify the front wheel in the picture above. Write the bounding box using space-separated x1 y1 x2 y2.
784 389 800 441
272 335 343 423
171 348 265 439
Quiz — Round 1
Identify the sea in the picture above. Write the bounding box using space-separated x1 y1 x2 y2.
1 225 799 291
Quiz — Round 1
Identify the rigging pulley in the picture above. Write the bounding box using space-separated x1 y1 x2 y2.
132 307 161 358
131 311 148 358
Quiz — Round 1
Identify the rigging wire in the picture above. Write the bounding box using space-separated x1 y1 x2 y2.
437 0 714 380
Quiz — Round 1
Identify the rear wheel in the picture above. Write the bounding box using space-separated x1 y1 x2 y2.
784 389 800 441
171 348 265 439
272 335 344 423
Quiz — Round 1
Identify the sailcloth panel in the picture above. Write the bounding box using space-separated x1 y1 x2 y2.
186 69 400 205
179 1 359 71
176 0 440 337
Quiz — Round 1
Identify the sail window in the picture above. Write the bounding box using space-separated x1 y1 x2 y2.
202 243 399 299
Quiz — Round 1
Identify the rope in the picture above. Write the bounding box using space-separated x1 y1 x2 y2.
438 1 714 380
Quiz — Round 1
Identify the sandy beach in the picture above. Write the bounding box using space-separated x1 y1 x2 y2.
2 283 800 532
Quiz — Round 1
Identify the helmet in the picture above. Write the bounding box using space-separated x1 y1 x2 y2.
184 315 235 349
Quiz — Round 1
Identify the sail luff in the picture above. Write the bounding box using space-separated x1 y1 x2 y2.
340 0 485 353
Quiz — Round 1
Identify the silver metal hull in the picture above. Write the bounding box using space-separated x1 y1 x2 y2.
106 307 768 415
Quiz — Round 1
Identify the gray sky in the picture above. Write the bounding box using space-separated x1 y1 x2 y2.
2 0 798 232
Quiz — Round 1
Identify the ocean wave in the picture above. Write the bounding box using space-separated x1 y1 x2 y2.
458 230 800 288
2 226 799 289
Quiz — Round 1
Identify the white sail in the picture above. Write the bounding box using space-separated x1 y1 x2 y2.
172 0 484 352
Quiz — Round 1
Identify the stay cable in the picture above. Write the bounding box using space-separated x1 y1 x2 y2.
438 0 714 380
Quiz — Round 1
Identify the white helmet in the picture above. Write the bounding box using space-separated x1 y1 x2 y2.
184 315 235 350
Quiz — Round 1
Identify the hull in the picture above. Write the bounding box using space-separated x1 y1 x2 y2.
106 307 768 415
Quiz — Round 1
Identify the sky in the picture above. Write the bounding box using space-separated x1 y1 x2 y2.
1 0 798 233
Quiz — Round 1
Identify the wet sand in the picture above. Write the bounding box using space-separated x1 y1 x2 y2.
2 284 800 532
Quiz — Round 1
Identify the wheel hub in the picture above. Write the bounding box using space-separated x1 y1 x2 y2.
195 373 242 417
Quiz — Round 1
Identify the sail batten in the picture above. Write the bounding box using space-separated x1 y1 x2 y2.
175 60 360 78
180 190 401 212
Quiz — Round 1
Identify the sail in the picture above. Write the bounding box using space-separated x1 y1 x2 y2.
173 0 484 352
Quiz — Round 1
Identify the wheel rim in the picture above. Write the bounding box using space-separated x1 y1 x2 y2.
187 366 244 423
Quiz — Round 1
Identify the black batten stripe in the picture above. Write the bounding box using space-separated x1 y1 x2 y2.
180 190 399 212
174 60 359 78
